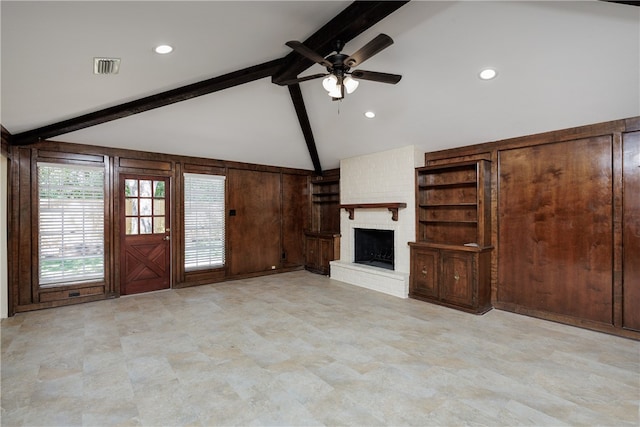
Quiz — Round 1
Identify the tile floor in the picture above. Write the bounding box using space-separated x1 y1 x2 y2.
1 270 639 426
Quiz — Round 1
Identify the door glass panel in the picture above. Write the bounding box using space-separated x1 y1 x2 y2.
154 217 165 234
140 217 152 234
126 217 138 235
125 199 138 216
139 198 152 216
154 181 165 198
125 179 138 197
153 199 165 216
140 180 152 197
124 178 167 236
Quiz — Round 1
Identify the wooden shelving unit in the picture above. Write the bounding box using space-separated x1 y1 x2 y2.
305 169 341 275
416 161 490 247
410 160 492 314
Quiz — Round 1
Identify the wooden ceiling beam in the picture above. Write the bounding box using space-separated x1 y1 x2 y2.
9 59 283 146
287 83 322 175
272 1 409 85
601 1 640 6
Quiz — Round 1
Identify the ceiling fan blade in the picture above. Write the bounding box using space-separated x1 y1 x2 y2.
285 41 333 68
343 34 394 68
350 70 402 84
280 73 328 85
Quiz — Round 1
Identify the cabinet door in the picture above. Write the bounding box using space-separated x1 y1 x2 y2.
440 251 474 307
411 248 439 298
318 237 334 274
305 236 319 271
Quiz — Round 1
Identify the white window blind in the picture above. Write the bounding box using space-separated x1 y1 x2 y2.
38 162 105 285
184 173 226 271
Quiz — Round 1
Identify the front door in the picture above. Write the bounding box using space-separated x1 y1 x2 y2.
120 175 171 295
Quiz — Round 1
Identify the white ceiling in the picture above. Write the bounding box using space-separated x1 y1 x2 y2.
2 1 639 171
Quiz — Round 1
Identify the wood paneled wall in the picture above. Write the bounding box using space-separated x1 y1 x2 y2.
425 117 640 339
622 130 640 331
6 140 311 315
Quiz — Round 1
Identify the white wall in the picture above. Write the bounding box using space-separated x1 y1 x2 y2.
1 153 8 319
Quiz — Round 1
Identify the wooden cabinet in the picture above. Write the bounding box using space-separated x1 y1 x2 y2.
410 160 492 313
410 244 491 314
304 231 340 275
305 169 341 274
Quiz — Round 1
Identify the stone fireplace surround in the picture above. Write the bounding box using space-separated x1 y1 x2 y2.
330 145 424 298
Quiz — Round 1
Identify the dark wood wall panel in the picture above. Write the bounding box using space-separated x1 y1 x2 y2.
623 131 640 331
227 169 282 275
18 148 33 306
498 136 614 324
282 174 309 267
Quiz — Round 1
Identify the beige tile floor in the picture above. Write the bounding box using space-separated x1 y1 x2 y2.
1 270 639 426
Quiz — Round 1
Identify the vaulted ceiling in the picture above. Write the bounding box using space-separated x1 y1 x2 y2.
2 1 639 171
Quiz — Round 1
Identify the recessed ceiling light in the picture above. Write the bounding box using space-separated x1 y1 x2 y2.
479 68 497 80
364 111 376 119
154 45 173 54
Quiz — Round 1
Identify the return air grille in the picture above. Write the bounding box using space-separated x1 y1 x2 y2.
93 57 120 75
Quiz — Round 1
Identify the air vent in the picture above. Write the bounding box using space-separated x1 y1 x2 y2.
93 57 121 75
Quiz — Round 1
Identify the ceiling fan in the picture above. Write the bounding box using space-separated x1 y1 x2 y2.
283 33 402 100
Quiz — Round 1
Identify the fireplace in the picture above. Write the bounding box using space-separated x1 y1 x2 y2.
329 145 424 299
354 228 394 270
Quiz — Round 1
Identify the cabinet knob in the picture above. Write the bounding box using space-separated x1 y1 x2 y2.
454 272 460 281
421 267 428 275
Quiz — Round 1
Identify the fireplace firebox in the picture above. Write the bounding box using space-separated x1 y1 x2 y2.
354 228 394 270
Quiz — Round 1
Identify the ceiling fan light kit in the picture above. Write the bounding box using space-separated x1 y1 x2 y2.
285 33 402 100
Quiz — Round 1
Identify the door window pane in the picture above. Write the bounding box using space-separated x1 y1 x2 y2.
126 217 138 235
154 181 165 198
153 199 165 216
139 198 152 216
154 217 165 234
125 179 138 197
139 180 152 197
140 217 152 234
125 199 138 216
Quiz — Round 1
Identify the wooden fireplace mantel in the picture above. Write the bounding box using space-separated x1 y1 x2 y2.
341 203 407 222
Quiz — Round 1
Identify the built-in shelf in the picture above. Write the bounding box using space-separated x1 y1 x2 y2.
341 203 407 222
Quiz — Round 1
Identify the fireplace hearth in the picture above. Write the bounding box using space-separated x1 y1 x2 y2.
354 228 394 270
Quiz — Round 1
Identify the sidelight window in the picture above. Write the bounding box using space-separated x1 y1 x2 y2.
183 173 226 271
38 162 105 285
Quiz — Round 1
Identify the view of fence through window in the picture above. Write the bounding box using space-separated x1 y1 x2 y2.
184 173 226 271
38 163 105 285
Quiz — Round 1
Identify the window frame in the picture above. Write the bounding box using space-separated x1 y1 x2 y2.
36 160 109 288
